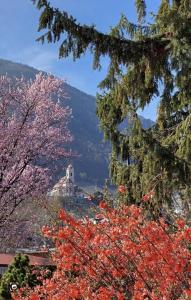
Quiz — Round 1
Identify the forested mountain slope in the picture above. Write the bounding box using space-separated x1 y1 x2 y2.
0 58 154 185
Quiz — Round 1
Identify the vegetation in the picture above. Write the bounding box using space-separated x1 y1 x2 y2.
33 0 191 209
0 73 71 228
14 198 191 299
0 59 110 185
0 58 153 186
2 1 191 298
0 254 40 300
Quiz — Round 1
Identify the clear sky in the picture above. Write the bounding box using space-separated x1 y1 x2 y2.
0 1 160 120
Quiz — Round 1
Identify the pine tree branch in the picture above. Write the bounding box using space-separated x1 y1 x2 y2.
32 0 169 66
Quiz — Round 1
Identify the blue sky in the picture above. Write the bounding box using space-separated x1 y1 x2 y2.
0 1 160 120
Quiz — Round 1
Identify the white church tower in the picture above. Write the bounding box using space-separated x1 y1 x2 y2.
50 164 75 197
62 164 75 196
66 164 74 183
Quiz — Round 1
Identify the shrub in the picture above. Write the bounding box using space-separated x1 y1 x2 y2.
0 254 40 300
14 203 191 299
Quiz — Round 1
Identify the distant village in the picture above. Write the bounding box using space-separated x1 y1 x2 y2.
0 165 104 277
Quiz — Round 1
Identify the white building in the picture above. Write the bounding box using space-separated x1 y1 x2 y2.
51 164 75 197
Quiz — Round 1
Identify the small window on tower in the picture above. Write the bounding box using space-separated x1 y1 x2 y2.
71 173 72 176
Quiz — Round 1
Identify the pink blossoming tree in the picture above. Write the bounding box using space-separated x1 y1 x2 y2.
0 73 72 228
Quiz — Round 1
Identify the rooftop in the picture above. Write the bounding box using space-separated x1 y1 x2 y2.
0 254 53 266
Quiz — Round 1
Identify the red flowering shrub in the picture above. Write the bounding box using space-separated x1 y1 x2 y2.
142 191 155 202
14 204 191 300
118 185 127 194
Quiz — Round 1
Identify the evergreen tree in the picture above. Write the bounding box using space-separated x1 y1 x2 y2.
33 0 191 209
0 254 40 300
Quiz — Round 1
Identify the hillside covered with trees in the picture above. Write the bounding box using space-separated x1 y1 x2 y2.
2 0 191 298
0 58 154 186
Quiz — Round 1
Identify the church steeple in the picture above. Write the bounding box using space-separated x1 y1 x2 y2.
66 164 74 183
50 164 75 197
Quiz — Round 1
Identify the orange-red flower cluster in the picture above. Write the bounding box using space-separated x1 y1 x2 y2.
15 205 191 300
118 185 127 194
142 191 154 202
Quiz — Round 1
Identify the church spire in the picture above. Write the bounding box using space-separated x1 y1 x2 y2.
66 164 74 183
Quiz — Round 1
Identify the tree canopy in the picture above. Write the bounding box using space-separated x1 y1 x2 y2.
15 204 191 299
0 254 40 300
0 73 72 227
33 0 191 209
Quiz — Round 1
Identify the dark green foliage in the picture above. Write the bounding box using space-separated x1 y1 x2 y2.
33 0 191 209
135 0 146 23
32 0 165 68
0 254 40 300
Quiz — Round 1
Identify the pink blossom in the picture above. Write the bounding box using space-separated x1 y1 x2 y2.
0 73 72 227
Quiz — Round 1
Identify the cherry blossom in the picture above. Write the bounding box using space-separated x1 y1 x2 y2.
0 73 72 227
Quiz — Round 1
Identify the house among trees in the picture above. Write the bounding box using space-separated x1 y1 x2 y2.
0 253 53 276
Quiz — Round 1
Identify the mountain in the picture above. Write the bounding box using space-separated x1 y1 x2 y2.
0 58 154 185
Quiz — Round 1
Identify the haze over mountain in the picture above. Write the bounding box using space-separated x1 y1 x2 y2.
0 58 154 186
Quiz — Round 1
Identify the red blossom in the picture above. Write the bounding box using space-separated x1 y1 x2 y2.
118 185 127 194
142 194 150 202
99 201 108 209
41 225 51 237
29 294 39 300
59 209 68 221
176 219 186 230
142 191 155 202
16 205 191 299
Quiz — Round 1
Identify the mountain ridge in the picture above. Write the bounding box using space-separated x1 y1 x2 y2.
0 58 154 185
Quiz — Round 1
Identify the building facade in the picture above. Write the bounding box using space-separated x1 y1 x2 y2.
51 164 75 197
